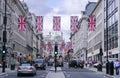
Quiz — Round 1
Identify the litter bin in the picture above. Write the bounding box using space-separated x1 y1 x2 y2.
109 61 114 75
11 64 15 70
97 64 102 71
106 61 110 74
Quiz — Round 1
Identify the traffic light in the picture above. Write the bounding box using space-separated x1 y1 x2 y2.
3 31 7 42
99 48 103 56
54 45 58 55
2 45 6 55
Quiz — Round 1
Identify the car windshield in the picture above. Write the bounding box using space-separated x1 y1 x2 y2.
21 63 31 66
36 59 43 63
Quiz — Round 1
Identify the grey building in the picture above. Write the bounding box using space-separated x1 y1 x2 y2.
104 0 119 60
0 0 38 66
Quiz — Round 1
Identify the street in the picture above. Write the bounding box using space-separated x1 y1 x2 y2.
0 63 113 78
2 67 49 78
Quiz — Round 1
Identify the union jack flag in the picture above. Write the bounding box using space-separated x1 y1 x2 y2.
60 41 65 51
36 16 43 32
18 16 26 31
70 16 78 31
65 42 72 52
88 15 96 31
47 42 53 51
55 42 58 46
40 41 46 50
53 16 61 31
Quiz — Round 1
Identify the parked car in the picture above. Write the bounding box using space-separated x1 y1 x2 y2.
93 63 100 68
17 63 36 76
48 59 54 66
34 59 46 70
57 60 64 67
69 60 77 67
76 60 84 68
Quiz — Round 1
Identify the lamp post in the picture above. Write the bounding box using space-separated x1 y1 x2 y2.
2 0 7 73
105 0 109 74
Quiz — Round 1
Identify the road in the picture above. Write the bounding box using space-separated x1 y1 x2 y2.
0 63 113 78
62 62 112 78
2 67 50 78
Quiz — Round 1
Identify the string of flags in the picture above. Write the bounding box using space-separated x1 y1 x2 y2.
18 15 96 32
40 41 72 52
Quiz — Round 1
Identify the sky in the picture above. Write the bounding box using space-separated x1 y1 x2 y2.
23 0 98 42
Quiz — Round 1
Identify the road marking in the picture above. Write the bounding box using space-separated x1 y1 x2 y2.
0 73 8 78
41 74 47 78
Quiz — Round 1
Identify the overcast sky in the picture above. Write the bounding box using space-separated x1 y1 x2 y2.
23 0 98 42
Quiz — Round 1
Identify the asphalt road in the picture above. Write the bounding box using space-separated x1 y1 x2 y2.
0 63 113 78
2 67 50 78
62 63 112 78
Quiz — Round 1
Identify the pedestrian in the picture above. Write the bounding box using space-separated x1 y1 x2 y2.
85 61 88 67
114 59 120 75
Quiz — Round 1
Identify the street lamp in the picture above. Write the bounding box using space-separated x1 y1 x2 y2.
105 0 109 74
2 0 7 73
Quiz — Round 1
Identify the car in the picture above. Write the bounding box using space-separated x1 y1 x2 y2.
17 63 36 76
93 63 99 68
48 59 54 66
57 60 64 67
76 60 84 68
35 59 46 70
69 60 77 67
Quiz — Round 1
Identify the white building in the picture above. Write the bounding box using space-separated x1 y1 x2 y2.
43 32 65 58
70 2 97 61
87 0 104 62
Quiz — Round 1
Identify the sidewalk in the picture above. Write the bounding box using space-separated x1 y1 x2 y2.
46 67 65 78
0 67 16 76
85 66 120 78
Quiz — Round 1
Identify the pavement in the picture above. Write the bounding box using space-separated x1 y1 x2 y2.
46 67 65 78
0 67 16 76
85 66 120 78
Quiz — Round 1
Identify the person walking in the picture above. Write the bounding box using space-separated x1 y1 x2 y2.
114 59 120 75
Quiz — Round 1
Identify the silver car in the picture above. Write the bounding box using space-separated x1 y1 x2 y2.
17 63 36 76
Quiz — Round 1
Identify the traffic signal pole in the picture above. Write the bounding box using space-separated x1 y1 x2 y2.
54 54 57 72
2 0 7 73
54 45 58 72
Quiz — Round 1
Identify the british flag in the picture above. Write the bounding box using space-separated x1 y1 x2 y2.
70 16 78 31
36 16 43 32
47 42 53 51
88 15 96 31
18 16 26 31
40 41 46 50
60 41 65 51
65 42 72 52
53 16 61 31
54 42 58 46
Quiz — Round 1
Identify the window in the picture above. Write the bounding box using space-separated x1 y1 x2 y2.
114 12 118 22
104 0 106 7
111 37 114 49
114 36 118 48
0 14 1 26
114 0 118 8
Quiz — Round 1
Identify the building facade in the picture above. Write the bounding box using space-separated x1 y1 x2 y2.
70 2 97 61
43 32 65 59
104 0 119 60
87 0 104 62
0 0 40 66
